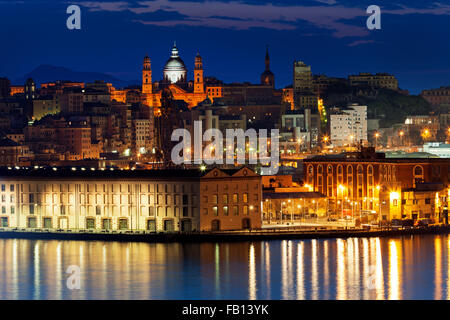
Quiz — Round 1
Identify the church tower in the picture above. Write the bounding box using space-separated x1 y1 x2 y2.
260 45 275 88
194 52 204 94
142 54 152 94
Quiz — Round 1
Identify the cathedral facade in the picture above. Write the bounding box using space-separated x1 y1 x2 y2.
141 43 211 111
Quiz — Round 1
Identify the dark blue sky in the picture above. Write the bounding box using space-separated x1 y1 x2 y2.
0 0 449 93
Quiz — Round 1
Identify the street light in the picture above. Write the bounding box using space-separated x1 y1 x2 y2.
421 128 431 141
374 132 380 148
399 131 404 147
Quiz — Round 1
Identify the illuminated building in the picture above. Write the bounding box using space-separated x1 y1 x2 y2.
0 167 262 232
303 148 450 222
330 104 368 147
141 43 212 110
24 78 36 100
348 72 399 91
200 167 262 231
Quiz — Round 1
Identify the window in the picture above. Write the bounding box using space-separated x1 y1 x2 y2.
10 185 14 192
425 198 431 204
182 195 189 205
1 206 5 214
183 207 188 217
243 205 249 215
96 206 101 216
29 205 34 214
29 194 34 203
1 184 4 192
147 220 156 232
223 206 228 216
164 220 174 232
27 217 37 228
86 218 95 229
0 217 8 227
102 219 112 230
243 193 248 203
11 206 15 214
213 194 218 204
43 218 52 229
213 206 218 216
233 206 239 216
60 206 65 215
223 194 228 204
233 194 238 203
118 218 128 230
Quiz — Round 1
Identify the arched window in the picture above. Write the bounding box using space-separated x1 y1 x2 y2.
414 165 423 176
327 165 333 197
307 165 314 186
337 165 343 185
317 165 323 194
413 165 424 187
367 165 374 200
347 165 353 199
357 165 364 198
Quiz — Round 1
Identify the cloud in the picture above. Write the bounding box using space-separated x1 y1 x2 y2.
75 0 450 38
347 39 376 46
74 1 130 12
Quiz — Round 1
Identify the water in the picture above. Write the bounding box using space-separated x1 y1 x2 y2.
0 235 448 300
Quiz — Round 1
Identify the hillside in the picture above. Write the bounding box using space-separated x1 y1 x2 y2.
322 84 433 128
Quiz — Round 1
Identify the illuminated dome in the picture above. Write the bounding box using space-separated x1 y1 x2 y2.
163 42 187 84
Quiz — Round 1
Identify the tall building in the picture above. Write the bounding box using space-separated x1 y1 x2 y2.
330 104 368 147
24 78 36 100
293 61 317 109
260 46 274 88
293 61 313 93
194 53 204 94
142 55 152 94
0 78 11 98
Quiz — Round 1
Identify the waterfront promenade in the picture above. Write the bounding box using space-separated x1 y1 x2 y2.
0 224 449 243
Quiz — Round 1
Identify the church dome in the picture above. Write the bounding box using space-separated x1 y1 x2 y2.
163 43 187 84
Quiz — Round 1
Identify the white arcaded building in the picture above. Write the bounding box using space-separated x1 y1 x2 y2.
0 167 201 232
0 166 263 232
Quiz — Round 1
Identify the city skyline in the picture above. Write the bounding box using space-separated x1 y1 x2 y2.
0 0 449 93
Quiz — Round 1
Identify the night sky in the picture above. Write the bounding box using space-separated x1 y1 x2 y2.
1 0 449 94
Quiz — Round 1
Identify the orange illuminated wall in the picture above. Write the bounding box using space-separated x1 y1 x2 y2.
10 86 24 96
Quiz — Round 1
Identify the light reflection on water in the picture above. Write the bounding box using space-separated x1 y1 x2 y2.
0 235 450 300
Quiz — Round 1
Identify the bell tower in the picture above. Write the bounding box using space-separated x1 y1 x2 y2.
194 52 204 94
142 54 152 94
260 45 275 88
